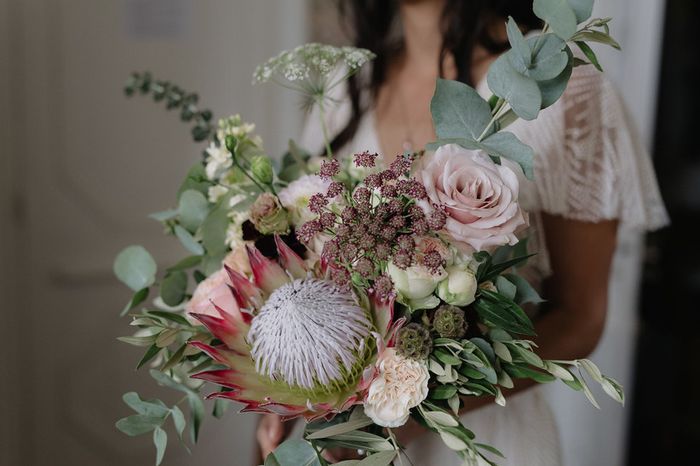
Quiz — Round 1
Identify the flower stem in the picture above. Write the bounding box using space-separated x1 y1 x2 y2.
317 98 334 158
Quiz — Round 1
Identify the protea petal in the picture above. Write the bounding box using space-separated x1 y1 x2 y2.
370 292 394 339
274 235 308 279
225 265 263 310
246 245 290 295
190 308 249 354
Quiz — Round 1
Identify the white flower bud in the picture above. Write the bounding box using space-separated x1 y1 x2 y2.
437 264 477 306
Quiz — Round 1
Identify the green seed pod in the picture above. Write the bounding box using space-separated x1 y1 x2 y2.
396 323 433 361
432 305 467 339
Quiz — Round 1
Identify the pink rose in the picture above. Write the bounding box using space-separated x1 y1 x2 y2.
186 247 251 320
414 144 528 252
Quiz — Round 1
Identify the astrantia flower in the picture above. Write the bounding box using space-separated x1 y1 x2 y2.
363 348 429 427
189 236 395 421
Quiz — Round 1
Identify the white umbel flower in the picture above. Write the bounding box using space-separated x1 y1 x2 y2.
247 278 372 391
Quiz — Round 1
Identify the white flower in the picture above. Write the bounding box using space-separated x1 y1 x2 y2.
363 348 429 427
437 264 478 306
208 185 228 203
225 210 249 250
277 174 331 225
204 143 232 180
388 262 445 300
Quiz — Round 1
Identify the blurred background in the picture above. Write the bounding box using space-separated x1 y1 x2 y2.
0 0 693 465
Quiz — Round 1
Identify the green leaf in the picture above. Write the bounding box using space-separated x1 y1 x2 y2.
118 335 157 347
474 290 536 336
569 0 593 22
476 443 505 459
162 343 188 371
503 273 544 305
160 271 188 306
575 41 603 71
318 431 393 451
170 405 186 440
174 225 205 255
503 363 555 383
533 0 577 40
431 384 458 400
167 255 202 272
268 439 322 466
306 417 374 440
479 131 534 180
201 199 230 257
116 414 164 436
495 276 517 301
123 392 169 417
178 189 210 232
149 370 205 443
570 30 621 50
431 79 493 140
357 451 397 466
487 54 542 121
434 348 461 366
114 245 157 291
149 208 178 222
177 162 211 199
136 344 162 369
525 34 569 81
538 47 574 108
213 398 230 419
505 17 531 72
121 287 150 316
145 310 191 327
153 426 168 466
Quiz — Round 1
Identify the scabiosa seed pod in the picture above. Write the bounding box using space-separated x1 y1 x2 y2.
396 323 433 360
432 305 468 339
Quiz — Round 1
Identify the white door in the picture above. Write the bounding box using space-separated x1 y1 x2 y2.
1 1 306 465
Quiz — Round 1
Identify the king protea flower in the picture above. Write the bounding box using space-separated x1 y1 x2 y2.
189 236 396 421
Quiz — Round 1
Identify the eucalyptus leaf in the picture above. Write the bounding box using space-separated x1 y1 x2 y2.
533 0 577 40
503 273 544 305
495 276 517 301
178 189 210 232
123 392 169 417
201 199 230 257
525 33 568 81
478 131 534 180
177 162 211 199
174 225 205 255
160 270 188 306
116 414 164 436
153 427 168 466
538 47 574 108
149 208 178 222
170 405 186 440
114 245 157 291
431 79 493 140
487 54 541 121
505 17 531 72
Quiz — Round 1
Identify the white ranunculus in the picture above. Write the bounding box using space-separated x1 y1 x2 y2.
363 348 429 428
387 262 446 301
437 264 478 306
277 174 331 226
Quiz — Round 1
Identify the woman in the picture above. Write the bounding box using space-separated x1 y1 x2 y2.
256 1 669 464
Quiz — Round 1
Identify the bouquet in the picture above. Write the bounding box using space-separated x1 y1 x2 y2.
114 2 624 465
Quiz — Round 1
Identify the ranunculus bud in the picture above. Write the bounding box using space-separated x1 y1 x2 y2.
436 264 477 307
432 305 467 339
250 155 274 185
224 134 237 153
396 323 433 360
250 193 290 235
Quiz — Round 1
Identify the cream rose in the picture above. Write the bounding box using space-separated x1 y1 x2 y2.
363 348 429 428
277 174 330 226
414 144 528 252
437 264 477 306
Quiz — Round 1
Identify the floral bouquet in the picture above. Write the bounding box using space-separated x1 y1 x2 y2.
114 1 624 465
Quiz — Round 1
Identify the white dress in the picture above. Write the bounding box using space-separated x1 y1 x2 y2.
300 65 669 466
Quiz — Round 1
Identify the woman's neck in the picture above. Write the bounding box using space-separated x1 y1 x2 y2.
398 0 446 75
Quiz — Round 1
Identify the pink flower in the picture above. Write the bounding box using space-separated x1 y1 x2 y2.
186 247 252 320
414 144 528 252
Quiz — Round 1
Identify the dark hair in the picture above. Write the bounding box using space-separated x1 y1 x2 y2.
329 0 543 154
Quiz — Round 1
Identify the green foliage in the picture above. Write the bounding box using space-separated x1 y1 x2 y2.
265 440 322 466
160 271 188 306
124 72 214 142
474 290 536 336
177 190 210 233
533 0 578 39
114 245 157 292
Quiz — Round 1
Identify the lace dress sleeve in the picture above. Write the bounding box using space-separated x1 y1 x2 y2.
528 65 669 231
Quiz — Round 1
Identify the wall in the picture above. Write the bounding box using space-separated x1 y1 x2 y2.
1 1 306 465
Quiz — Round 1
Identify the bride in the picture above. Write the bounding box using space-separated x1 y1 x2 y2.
255 0 668 464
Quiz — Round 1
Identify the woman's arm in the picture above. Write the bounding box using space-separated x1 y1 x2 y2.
397 214 619 442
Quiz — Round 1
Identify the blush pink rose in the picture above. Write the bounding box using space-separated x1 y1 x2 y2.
414 144 528 252
186 247 251 321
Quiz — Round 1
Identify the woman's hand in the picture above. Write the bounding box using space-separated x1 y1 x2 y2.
255 414 287 463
